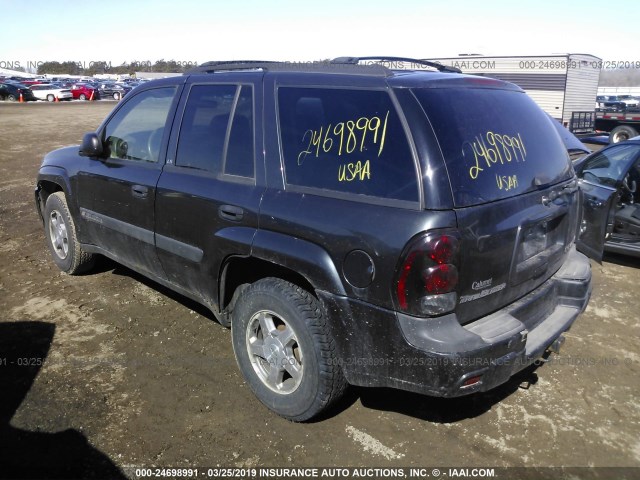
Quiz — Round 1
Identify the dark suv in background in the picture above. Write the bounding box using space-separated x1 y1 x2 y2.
35 57 602 421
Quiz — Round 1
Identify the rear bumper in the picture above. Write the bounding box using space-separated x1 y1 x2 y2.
319 246 591 397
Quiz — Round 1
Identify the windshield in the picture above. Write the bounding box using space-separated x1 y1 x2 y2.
414 87 573 207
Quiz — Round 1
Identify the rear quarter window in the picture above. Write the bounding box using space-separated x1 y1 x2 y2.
414 87 573 207
278 87 419 203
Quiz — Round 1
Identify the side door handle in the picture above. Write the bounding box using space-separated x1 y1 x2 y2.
131 185 149 199
587 197 604 208
219 204 244 222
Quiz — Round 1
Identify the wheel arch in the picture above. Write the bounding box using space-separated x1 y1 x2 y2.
220 256 316 313
219 230 347 320
35 168 71 223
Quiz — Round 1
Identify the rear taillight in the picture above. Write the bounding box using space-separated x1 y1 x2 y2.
395 231 460 316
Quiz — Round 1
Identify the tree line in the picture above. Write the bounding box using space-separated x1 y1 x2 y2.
599 69 640 87
35 60 194 76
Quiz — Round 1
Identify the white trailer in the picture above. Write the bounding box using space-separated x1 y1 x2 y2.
425 54 602 132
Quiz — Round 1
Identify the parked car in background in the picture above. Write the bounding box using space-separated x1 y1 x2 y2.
71 83 99 101
30 84 73 102
597 95 640 112
2 78 29 85
47 77 75 85
597 95 625 111
124 81 145 89
0 82 37 101
617 95 640 109
574 137 640 258
96 82 132 100
21 80 47 86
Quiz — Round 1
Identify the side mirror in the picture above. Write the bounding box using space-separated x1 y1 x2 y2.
79 132 104 158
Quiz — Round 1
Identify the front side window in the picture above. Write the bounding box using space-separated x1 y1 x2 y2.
103 86 176 163
278 87 419 202
580 144 640 187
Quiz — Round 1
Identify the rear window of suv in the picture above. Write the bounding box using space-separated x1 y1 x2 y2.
278 87 419 203
414 87 573 207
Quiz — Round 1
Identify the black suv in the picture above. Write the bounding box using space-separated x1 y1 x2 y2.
35 57 602 421
0 82 37 102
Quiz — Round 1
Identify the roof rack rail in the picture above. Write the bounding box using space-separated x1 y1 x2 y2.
186 60 390 76
186 60 279 74
331 56 462 73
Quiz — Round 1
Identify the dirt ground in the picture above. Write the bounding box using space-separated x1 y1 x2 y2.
0 102 639 479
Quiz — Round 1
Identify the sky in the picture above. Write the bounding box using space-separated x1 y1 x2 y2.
1 0 639 70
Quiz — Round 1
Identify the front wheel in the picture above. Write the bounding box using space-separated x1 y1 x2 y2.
43 192 95 274
113 92 120 100
79 93 86 100
231 278 347 421
46 94 55 102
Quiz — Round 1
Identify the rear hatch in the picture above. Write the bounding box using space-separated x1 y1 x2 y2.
413 83 578 325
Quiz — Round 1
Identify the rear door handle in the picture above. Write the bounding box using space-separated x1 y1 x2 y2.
131 185 148 199
219 204 244 221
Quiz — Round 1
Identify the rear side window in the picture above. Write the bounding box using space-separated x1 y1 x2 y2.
176 84 255 179
414 88 573 207
278 87 419 202
224 86 255 178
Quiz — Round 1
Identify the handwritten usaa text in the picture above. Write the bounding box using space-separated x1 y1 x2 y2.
297 112 390 182
462 131 527 191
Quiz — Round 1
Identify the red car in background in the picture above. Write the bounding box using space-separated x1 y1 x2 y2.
21 80 47 86
71 83 99 101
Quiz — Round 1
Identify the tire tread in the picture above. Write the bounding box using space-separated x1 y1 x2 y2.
235 278 347 421
45 192 94 275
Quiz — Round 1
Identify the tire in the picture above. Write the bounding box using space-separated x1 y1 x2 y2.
46 94 54 102
609 125 639 144
7 94 16 102
113 92 120 100
231 278 347 421
43 192 94 274
79 94 86 101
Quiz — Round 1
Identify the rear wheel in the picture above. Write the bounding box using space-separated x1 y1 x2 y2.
113 92 121 100
79 93 86 100
46 94 55 102
231 278 347 421
44 192 94 274
610 125 639 144
7 94 16 101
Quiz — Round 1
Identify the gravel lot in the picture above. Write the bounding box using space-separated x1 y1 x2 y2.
0 102 639 479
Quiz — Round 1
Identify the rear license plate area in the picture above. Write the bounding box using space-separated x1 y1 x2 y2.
511 214 568 285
